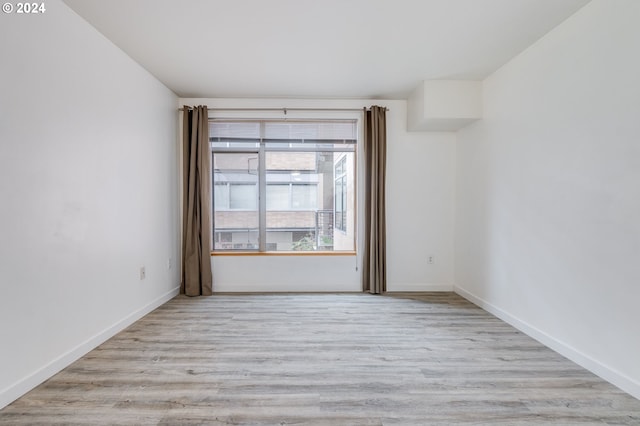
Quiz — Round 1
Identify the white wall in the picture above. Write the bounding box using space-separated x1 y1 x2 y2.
455 0 640 399
180 98 456 292
0 0 180 408
385 102 456 292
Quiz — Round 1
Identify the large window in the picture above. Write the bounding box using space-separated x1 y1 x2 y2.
211 120 356 252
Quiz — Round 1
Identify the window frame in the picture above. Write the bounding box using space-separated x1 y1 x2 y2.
211 119 357 254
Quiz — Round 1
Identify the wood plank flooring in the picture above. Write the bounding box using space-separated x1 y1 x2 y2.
1 293 639 425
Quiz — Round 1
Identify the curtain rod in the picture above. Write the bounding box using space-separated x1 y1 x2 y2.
178 107 389 113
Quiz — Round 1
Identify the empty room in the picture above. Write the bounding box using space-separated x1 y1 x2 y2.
1 0 639 424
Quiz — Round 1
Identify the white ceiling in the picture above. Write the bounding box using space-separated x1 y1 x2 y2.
63 0 589 99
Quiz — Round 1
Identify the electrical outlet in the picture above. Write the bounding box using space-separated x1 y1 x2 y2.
428 255 434 264
167 257 172 270
140 266 146 280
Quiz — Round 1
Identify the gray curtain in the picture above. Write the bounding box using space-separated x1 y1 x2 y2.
362 106 387 294
181 106 213 296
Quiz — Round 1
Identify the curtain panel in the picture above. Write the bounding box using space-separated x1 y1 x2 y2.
181 106 213 296
362 106 387 294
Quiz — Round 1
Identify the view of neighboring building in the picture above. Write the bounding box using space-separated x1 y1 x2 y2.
211 121 356 252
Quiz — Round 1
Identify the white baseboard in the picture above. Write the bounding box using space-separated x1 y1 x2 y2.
454 285 640 401
388 282 453 292
213 283 454 293
0 286 180 410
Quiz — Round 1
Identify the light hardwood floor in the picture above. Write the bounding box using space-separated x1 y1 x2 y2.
1 293 639 425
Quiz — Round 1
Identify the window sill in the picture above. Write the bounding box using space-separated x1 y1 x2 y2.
211 251 356 257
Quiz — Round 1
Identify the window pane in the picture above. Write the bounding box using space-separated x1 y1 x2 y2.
213 152 259 250
333 153 353 250
266 150 328 251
